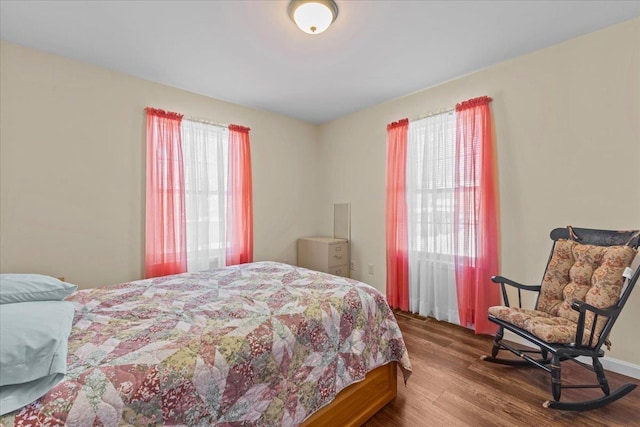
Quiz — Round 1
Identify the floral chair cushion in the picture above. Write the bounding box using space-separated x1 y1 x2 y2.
491 240 636 347
489 306 585 345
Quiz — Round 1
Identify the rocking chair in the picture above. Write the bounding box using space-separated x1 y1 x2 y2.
482 226 640 411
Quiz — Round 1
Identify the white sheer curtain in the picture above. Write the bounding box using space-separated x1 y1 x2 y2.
181 119 228 272
407 112 460 324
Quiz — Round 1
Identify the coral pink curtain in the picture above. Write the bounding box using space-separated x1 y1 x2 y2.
453 96 500 335
226 125 254 265
145 108 187 278
386 119 410 311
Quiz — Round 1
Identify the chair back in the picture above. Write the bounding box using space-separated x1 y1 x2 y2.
535 227 639 348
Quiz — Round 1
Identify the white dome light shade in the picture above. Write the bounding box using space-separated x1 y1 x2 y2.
294 3 332 34
288 1 338 35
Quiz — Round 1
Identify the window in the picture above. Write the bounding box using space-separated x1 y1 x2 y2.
407 112 457 260
386 96 499 334
145 107 253 278
181 119 229 272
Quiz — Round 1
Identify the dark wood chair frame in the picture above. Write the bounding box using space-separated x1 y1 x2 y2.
482 227 640 411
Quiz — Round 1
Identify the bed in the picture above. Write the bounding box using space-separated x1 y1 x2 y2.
0 261 412 426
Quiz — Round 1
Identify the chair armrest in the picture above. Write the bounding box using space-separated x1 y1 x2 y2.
570 300 617 317
491 276 542 292
491 276 541 308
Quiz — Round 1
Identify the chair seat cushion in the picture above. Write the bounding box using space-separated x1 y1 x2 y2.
489 306 585 345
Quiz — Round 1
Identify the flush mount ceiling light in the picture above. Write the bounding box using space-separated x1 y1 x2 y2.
288 0 339 35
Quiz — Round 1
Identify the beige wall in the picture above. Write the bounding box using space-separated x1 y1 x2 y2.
317 18 640 364
0 40 320 288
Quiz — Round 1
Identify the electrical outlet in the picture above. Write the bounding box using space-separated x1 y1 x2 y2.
368 264 374 275
350 260 356 271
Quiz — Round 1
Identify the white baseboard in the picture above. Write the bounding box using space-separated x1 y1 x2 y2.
582 356 640 380
502 331 640 380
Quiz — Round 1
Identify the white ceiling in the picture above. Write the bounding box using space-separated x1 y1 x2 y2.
1 1 639 124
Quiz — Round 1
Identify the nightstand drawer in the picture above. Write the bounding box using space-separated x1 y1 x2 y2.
328 243 348 267
328 265 349 278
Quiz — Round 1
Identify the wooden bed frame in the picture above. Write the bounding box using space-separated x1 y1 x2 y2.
302 362 397 427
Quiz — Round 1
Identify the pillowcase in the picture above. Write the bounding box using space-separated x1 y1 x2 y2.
0 274 77 304
0 300 75 415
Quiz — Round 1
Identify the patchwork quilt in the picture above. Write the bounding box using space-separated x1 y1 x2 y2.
0 262 412 426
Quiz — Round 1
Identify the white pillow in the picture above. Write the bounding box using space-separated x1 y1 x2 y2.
0 301 75 415
0 274 77 304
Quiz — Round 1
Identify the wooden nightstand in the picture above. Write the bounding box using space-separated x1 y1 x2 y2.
297 237 349 278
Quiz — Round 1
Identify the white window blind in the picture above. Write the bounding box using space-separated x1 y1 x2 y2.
181 119 229 272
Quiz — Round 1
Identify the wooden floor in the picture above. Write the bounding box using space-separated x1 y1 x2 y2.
364 311 640 427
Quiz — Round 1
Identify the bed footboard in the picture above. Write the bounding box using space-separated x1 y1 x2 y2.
302 362 397 427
